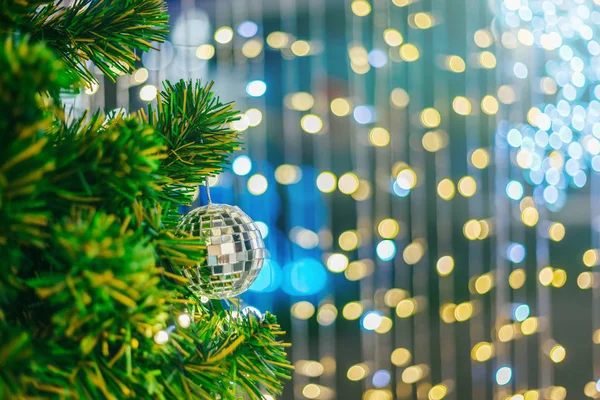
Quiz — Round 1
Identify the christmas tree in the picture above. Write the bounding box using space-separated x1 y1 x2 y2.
0 1 291 398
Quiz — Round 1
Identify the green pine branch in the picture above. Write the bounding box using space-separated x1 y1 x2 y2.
0 0 169 85
0 2 292 399
139 80 242 206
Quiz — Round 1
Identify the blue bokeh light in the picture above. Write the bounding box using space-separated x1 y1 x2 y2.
281 258 327 296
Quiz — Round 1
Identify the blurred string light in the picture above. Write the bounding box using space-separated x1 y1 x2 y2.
246 80 267 97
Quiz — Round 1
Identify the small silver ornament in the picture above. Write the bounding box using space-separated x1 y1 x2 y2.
176 202 265 299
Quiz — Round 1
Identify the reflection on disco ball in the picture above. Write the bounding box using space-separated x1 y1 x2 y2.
495 0 600 209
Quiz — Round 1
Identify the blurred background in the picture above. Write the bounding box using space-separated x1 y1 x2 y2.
78 0 600 399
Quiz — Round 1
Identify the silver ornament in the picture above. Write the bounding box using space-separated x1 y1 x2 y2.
176 203 265 299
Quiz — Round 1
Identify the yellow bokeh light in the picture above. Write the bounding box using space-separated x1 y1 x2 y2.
349 45 369 66
302 384 321 399
245 108 263 127
392 0 412 6
548 222 565 242
454 302 473 322
291 40 311 56
345 260 374 281
471 148 489 169
521 317 538 335
317 304 338 326
400 43 420 62
291 301 315 319
479 51 497 68
446 55 466 72
549 345 566 363
300 114 323 134
369 127 391 147
440 303 456 323
539 266 554 286
338 172 360 194
413 12 434 29
584 381 599 397
396 168 418 190
458 176 477 197
343 302 363 320
420 108 441 128
475 273 494 294
384 28 404 46
327 253 349 273
331 98 351 116
391 348 412 367
352 179 372 201
478 220 490 240
521 207 539 227
463 219 482 240
132 69 148 85
594 329 600 344
498 324 516 342
518 29 534 46
139 84 158 102
403 241 425 265
577 272 594 289
214 26 234 44
351 61 370 75
241 39 263 58
296 360 325 378
527 107 541 126
375 316 393 334
317 171 337 193
471 342 494 362
247 174 268 195
583 249 599 267
266 31 289 49
428 384 447 400
436 255 454 277
287 92 315 111
402 365 424 384
474 29 494 48
422 130 448 152
275 164 301 185
481 95 499 115
339 230 359 251
552 268 567 288
351 0 371 16
452 96 472 116
194 44 215 61
384 288 407 307
347 364 368 381
524 391 540 400
437 178 455 200
378 218 400 239
509 269 526 289
391 88 410 109
498 85 517 104
396 298 417 318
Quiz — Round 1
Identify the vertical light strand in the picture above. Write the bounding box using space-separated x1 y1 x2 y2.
390 3 414 398
465 0 487 398
493 20 512 400
279 2 310 398
345 0 375 395
309 0 337 394
432 0 457 396
408 0 433 392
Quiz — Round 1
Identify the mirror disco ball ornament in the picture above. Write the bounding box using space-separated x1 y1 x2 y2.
176 203 265 299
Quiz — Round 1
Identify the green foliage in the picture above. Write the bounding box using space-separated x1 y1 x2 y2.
141 80 241 205
0 1 291 399
1 0 169 85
